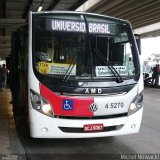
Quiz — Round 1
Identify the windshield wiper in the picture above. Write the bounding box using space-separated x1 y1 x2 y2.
63 15 94 82
63 39 84 82
93 48 123 83
83 15 123 83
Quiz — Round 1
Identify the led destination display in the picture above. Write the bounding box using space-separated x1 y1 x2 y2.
46 19 115 34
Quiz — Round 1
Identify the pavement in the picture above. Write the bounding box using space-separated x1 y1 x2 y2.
0 89 25 160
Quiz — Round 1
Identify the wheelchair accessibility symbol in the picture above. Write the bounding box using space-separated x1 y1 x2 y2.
63 100 73 110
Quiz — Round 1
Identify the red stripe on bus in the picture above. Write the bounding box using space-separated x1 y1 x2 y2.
40 83 94 117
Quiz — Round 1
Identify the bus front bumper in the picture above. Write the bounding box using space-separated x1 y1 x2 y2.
29 107 143 138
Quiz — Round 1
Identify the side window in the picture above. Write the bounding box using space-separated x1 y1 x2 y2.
124 43 135 75
134 34 141 55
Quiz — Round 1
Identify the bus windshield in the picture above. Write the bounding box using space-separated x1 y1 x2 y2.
33 13 139 81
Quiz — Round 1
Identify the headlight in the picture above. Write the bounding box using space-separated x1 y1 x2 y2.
128 92 143 115
30 89 53 117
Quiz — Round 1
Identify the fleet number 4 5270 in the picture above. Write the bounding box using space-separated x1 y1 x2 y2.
105 102 124 109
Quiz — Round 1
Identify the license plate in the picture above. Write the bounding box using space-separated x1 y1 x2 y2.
83 124 104 132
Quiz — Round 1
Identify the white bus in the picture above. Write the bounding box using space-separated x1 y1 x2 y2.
12 11 144 138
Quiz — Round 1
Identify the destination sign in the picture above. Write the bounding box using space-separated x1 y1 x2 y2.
46 19 115 34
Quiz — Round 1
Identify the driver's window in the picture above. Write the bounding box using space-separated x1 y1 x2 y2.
125 43 135 75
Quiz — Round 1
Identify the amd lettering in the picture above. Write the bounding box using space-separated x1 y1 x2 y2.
85 88 102 94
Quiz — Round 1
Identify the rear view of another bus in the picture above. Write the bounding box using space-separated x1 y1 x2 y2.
28 11 143 138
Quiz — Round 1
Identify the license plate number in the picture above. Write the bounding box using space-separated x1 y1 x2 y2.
83 124 104 132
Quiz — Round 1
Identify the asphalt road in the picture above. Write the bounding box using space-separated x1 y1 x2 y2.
15 87 160 160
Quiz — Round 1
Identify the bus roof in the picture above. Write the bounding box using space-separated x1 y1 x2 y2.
30 10 130 25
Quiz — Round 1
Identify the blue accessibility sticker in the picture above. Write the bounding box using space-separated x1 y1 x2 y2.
63 100 74 110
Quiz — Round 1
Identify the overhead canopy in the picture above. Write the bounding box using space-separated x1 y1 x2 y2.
77 0 160 38
84 0 160 29
0 0 87 58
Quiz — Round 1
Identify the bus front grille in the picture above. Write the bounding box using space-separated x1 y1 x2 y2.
55 113 128 120
58 125 124 133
